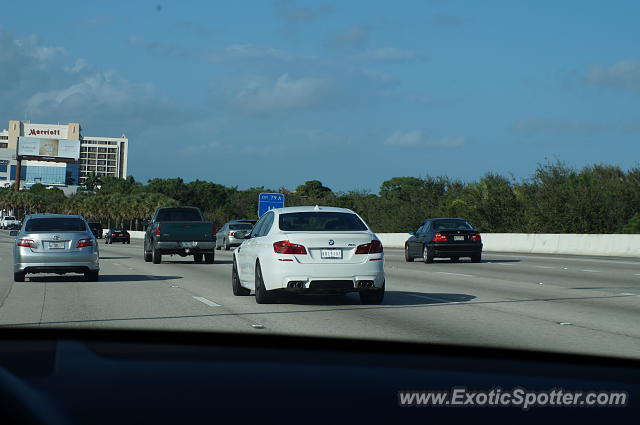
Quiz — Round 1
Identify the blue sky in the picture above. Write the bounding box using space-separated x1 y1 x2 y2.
2 0 640 192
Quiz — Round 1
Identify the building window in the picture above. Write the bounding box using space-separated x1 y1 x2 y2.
0 142 7 148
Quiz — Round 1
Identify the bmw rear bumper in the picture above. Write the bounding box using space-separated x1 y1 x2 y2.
431 242 482 257
260 257 385 292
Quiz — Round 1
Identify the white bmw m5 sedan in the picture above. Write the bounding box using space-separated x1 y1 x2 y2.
232 206 385 304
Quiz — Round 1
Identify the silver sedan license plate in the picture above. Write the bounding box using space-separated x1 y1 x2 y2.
321 249 342 259
49 242 65 249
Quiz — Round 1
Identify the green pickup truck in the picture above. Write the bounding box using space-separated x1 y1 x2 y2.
143 206 216 264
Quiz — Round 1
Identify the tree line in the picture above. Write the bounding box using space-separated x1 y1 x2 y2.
1 161 639 234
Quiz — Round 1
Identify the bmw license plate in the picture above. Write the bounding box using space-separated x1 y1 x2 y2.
49 242 65 249
321 249 342 259
453 235 465 241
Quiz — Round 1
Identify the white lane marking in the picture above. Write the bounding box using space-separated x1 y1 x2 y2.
635 274 640 276
558 322 573 326
580 269 600 273
488 253 640 266
435 272 473 277
193 296 220 307
620 293 639 296
251 324 265 329
495 263 515 266
405 293 461 304
535 265 553 269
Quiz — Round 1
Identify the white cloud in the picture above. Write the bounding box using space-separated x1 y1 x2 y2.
330 25 370 48
586 59 640 94
384 130 466 148
230 73 331 112
357 47 416 62
221 44 293 61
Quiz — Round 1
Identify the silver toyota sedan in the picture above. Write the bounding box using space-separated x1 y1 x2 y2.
11 214 100 282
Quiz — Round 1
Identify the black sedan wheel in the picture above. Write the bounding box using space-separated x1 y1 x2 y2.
423 245 434 264
404 245 414 262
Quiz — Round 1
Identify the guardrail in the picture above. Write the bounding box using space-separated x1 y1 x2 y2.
117 230 640 258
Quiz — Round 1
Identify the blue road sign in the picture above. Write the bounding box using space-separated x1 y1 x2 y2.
258 193 285 217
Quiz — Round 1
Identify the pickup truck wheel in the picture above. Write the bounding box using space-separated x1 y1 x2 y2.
254 263 277 304
204 253 215 264
152 247 162 264
193 253 203 263
13 272 25 282
232 260 250 296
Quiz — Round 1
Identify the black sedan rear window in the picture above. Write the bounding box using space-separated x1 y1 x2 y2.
432 219 473 230
279 212 367 232
25 218 87 232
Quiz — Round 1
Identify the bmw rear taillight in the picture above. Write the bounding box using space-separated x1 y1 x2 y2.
355 239 384 254
155 224 161 236
470 233 482 242
273 240 307 254
76 239 94 248
432 232 448 242
17 239 37 248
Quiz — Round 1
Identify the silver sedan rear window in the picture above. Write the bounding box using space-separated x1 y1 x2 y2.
25 218 87 232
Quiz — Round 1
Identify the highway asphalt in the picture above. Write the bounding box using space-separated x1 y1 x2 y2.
1 231 639 358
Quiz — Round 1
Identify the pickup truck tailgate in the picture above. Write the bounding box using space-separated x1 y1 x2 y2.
157 222 215 242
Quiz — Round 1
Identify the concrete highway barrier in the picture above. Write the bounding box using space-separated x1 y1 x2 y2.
376 233 640 258
119 230 640 258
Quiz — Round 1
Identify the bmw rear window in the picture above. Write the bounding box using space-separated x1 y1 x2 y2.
279 212 367 232
229 223 253 230
25 218 87 232
432 219 474 230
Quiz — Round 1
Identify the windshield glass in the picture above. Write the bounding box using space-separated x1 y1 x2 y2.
279 212 367 232
25 218 86 232
0 1 638 363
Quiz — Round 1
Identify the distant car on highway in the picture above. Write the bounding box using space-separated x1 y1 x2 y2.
405 218 482 263
88 222 103 239
105 228 130 244
1 216 21 230
215 220 256 250
11 214 99 282
232 206 385 304
143 206 216 264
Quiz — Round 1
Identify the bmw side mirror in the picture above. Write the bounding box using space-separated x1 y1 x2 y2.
9 231 18 237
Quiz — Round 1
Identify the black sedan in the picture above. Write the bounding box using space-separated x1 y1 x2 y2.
405 218 482 263
105 229 131 244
